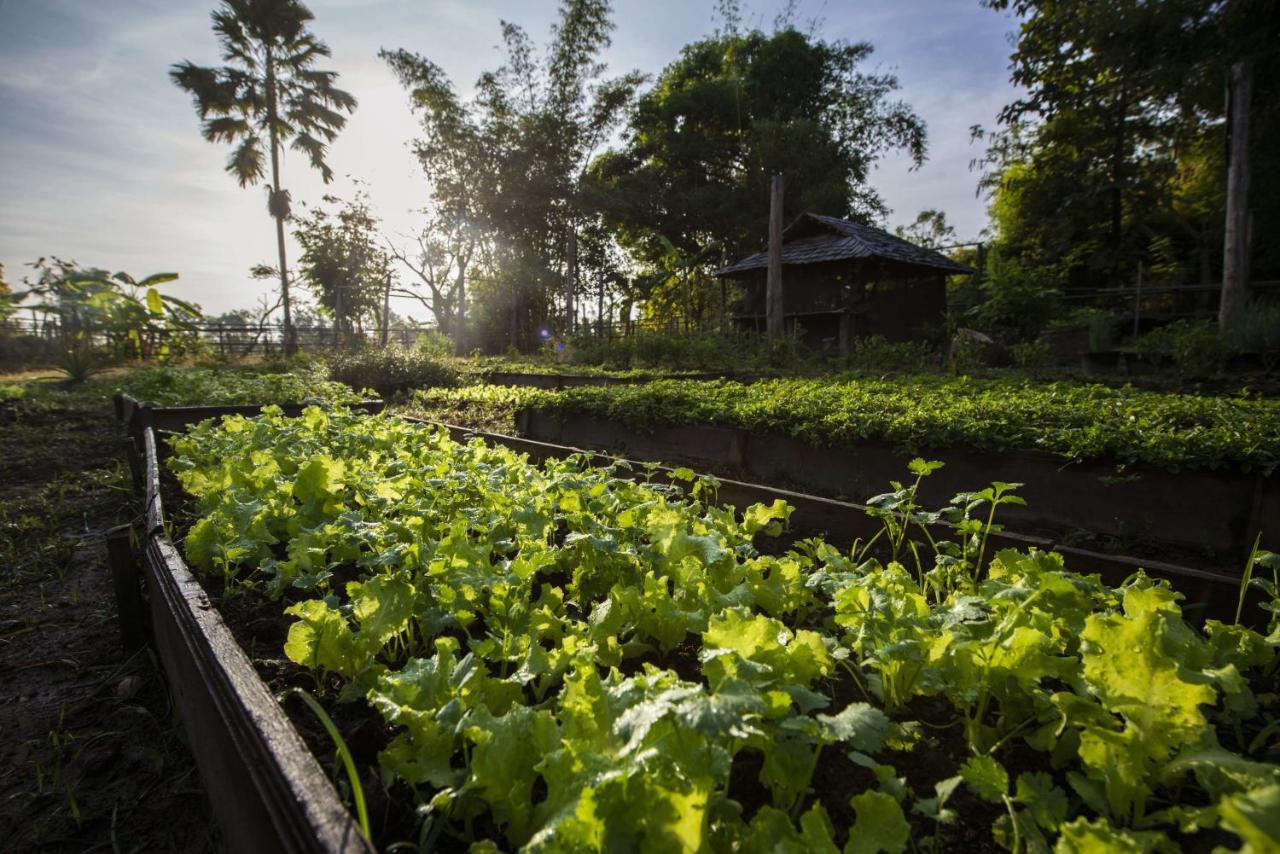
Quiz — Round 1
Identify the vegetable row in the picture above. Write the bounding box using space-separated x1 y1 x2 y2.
167 407 1280 851
410 375 1280 474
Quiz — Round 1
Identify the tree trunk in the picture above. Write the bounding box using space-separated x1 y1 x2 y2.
766 173 785 342
564 227 577 335
1220 61 1252 331
596 277 604 337
334 282 344 347
265 48 295 356
510 280 519 351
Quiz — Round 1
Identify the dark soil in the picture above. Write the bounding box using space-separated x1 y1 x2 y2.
0 377 216 851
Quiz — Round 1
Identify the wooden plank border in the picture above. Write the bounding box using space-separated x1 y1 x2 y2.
138 426 374 853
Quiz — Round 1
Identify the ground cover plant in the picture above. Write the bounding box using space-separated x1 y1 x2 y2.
409 376 1280 475
119 364 370 407
166 406 1280 851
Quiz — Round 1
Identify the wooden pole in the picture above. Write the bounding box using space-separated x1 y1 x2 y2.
565 227 577 335
381 273 391 348
766 174 785 342
106 525 145 650
1220 61 1252 331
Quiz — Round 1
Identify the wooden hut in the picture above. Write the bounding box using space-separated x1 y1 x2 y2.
714 213 974 352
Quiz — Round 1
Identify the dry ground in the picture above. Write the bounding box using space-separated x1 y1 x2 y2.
0 372 217 851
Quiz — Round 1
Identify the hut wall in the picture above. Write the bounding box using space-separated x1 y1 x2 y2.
857 265 947 341
730 259 945 343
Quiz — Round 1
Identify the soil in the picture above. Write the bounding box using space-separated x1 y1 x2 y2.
0 376 216 852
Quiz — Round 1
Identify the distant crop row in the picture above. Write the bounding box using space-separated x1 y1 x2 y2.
412 376 1280 474
120 365 370 407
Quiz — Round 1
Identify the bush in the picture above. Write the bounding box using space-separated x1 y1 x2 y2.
1011 338 1054 375
565 329 817 373
1134 320 1227 377
846 336 938 372
325 346 461 399
1226 299 1280 357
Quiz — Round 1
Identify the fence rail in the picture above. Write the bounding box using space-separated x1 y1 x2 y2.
0 317 437 363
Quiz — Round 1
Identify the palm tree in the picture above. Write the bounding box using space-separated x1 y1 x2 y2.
172 0 356 355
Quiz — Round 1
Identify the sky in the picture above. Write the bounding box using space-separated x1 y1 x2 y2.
0 0 1022 320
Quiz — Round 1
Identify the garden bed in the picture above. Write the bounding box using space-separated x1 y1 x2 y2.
136 426 373 853
517 409 1280 560
121 402 1277 851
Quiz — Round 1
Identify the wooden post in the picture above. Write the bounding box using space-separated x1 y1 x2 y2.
106 525 145 650
565 227 577 335
766 174 785 342
381 273 391 348
1220 61 1252 331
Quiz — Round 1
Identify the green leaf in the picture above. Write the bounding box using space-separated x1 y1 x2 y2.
815 703 889 752
960 755 1009 804
1053 817 1177 853
1218 784 1280 853
845 791 909 854
283 599 360 677
145 287 164 314
293 454 346 504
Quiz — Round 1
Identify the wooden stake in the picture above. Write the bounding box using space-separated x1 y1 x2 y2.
565 226 577 335
766 174 785 341
106 525 145 651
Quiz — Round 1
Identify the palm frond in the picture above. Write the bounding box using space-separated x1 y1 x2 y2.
227 135 266 186
204 116 252 143
290 133 334 183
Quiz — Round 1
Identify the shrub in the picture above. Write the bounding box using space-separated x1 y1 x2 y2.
1134 320 1227 377
325 346 461 399
1226 299 1280 358
1011 338 1054 375
566 328 817 373
846 336 938 373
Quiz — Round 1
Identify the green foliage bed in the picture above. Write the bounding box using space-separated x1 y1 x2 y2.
119 365 369 407
166 407 1280 851
412 376 1280 474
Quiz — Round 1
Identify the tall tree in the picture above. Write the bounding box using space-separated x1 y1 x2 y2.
381 0 643 351
388 208 477 351
293 191 391 341
977 0 1279 334
587 25 927 276
171 0 356 355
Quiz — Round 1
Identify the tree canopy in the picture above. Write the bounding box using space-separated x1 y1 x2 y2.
382 0 644 349
975 0 1280 314
587 25 927 270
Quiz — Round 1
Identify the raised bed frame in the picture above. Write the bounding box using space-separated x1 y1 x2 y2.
516 409 1280 561
137 425 374 853
118 400 1262 851
477 369 740 390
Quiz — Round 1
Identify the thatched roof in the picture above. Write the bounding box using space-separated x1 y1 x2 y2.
713 213 975 277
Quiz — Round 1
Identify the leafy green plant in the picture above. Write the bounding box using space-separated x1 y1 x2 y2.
325 345 460 399
1010 338 1053 375
1135 320 1228 377
413 372 1280 475
164 407 1280 850
847 336 938 373
120 365 367 406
